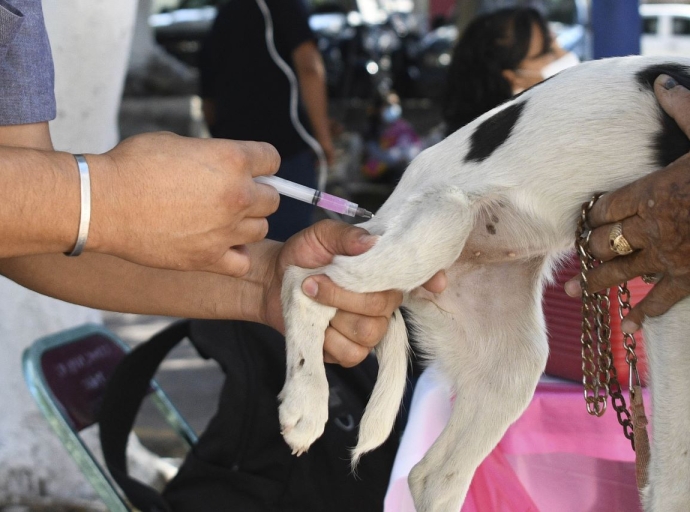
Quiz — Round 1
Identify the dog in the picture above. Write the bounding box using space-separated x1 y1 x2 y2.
277 55 690 511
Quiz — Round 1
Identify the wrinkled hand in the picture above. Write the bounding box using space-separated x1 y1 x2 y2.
565 74 690 333
88 132 280 276
262 220 447 367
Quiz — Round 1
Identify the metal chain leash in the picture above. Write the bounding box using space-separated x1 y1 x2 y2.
576 195 640 451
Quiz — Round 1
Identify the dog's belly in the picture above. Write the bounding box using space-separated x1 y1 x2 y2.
408 251 550 367
452 201 563 263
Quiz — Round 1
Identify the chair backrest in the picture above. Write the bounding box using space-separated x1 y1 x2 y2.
35 327 129 431
23 323 197 512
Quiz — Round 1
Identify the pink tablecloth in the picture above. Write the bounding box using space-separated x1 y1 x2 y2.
385 368 648 512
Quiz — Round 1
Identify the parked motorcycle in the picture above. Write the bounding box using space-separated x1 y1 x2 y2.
310 6 430 100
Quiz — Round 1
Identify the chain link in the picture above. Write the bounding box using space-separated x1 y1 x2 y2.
576 195 640 451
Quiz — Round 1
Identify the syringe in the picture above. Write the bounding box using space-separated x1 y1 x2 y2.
254 175 373 219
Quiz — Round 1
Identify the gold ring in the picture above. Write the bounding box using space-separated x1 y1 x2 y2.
609 223 634 255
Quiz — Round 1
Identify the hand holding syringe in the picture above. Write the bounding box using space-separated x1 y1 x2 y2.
255 175 373 219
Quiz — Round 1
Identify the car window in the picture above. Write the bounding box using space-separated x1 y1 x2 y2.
672 16 690 36
642 16 658 35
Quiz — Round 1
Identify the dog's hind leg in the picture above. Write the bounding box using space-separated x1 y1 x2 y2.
407 257 550 512
279 186 477 457
639 297 690 512
327 185 477 293
278 264 335 455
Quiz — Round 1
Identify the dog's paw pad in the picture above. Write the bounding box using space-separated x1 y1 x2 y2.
279 405 328 455
279 379 329 455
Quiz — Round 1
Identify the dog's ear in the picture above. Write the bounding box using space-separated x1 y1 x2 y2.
464 101 527 164
636 63 690 168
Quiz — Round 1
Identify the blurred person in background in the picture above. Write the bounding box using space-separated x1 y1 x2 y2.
199 0 334 242
362 92 422 185
443 7 578 135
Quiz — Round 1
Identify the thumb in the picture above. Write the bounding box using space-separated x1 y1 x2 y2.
654 74 690 139
311 220 379 259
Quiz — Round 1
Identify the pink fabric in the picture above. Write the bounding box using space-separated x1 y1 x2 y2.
385 369 648 511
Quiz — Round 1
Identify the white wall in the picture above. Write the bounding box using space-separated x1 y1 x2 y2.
44 0 138 154
0 0 137 505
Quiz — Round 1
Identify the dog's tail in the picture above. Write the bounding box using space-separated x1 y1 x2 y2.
351 308 409 467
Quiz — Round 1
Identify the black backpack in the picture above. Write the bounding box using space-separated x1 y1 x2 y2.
99 319 399 512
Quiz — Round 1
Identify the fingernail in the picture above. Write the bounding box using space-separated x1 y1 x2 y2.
663 75 678 90
358 234 378 246
302 277 318 298
621 318 640 334
564 279 581 297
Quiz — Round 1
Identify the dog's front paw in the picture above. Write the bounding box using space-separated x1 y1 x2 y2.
278 371 330 456
409 459 469 512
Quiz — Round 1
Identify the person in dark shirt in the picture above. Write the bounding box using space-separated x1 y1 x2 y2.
199 0 334 242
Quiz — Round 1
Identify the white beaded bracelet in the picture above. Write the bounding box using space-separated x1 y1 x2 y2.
65 154 91 257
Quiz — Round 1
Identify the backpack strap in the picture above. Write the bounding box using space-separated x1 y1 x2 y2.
99 319 191 512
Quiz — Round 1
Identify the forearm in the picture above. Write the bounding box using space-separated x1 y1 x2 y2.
300 71 330 143
0 123 53 150
296 55 332 151
0 145 82 257
0 239 282 321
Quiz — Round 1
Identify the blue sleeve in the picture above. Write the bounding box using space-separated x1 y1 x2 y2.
0 0 24 60
0 0 56 125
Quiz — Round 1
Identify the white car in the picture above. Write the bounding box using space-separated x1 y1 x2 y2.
641 3 690 57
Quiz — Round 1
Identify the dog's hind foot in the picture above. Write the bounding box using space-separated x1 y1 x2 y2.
278 369 330 455
278 266 336 455
409 460 470 512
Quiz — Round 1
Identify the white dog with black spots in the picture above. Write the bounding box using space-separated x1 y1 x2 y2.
278 56 690 512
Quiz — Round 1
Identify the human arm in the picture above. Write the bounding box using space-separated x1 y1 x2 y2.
0 220 446 366
292 40 335 166
0 122 440 366
260 219 444 365
0 142 84 256
0 122 53 149
565 74 690 333
0 235 378 367
0 132 281 275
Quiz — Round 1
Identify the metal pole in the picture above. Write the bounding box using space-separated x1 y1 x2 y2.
591 0 641 58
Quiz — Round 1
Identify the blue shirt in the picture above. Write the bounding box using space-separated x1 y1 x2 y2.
0 0 56 125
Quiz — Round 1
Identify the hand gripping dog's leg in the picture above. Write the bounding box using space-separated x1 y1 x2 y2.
279 186 476 457
327 186 477 294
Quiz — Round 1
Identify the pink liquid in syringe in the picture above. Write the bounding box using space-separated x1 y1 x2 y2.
316 192 355 216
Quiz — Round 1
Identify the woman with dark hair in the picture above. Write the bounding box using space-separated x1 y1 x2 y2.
443 7 577 134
